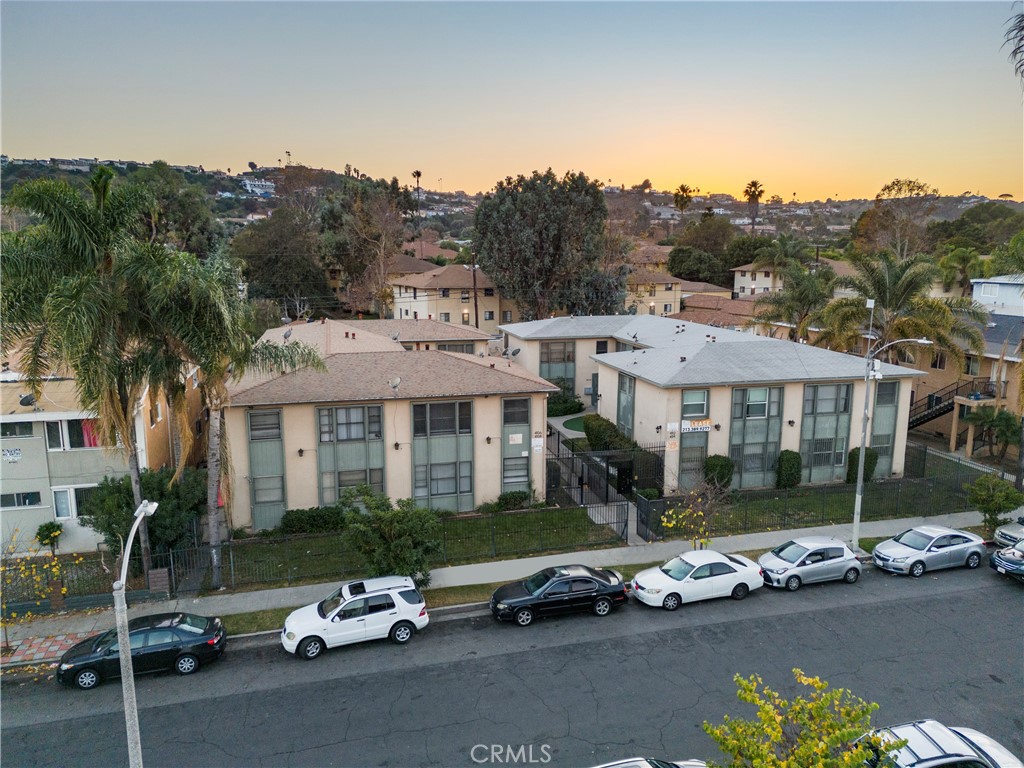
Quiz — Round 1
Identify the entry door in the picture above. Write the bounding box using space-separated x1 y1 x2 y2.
327 598 369 647
591 373 599 407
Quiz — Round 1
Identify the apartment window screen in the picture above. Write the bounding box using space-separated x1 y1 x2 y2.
249 412 281 441
503 457 529 484
682 390 708 418
503 399 530 425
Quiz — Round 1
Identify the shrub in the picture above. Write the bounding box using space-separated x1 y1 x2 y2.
582 413 633 451
704 454 734 489
967 474 1024 539
548 390 585 417
846 447 879 484
496 491 532 511
35 522 63 552
637 487 661 500
279 505 347 535
340 488 441 588
776 450 802 489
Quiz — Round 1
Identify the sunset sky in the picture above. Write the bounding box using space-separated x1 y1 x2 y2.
2 1 1021 201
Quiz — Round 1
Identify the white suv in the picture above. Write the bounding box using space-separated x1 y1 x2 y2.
281 576 429 660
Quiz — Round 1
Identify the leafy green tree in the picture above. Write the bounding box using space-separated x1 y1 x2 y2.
78 467 209 556
340 487 441 587
131 160 222 257
968 474 1024 539
667 245 722 284
703 669 900 768
752 234 810 292
989 229 1024 276
751 262 836 341
474 169 609 319
854 178 938 259
938 246 983 297
743 180 765 234
964 405 1021 460
676 214 738 261
560 265 628 316
230 206 333 319
724 235 776 272
812 251 986 369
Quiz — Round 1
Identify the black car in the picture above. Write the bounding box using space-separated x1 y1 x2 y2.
57 613 226 690
489 564 628 626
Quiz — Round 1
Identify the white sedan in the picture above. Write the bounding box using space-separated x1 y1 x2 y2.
631 550 763 611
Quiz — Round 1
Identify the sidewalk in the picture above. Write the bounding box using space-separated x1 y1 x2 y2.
0 510 983 669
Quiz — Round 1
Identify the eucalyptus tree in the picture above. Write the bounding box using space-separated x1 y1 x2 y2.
743 180 765 234
812 251 986 368
750 262 836 341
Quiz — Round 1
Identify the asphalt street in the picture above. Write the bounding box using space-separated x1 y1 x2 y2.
2 566 1022 768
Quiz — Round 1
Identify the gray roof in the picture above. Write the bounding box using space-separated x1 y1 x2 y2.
499 314 705 346
593 334 922 388
971 274 1024 285
981 313 1023 362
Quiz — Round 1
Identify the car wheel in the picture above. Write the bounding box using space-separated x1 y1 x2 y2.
175 654 199 675
731 583 750 600
843 567 860 584
74 669 100 690
662 593 681 611
389 621 415 644
298 636 324 660
514 608 534 627
909 561 926 578
965 552 981 569
785 575 801 592
593 597 612 617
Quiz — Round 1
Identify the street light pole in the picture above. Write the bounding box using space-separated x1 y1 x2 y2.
851 299 931 550
114 500 158 768
464 264 480 329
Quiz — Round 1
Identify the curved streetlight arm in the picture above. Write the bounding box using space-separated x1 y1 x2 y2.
868 337 933 362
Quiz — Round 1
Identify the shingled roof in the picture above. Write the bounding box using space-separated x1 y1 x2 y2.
392 265 497 290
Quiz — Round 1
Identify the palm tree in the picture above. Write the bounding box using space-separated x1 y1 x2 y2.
749 262 836 341
673 183 695 215
751 234 810 292
186 255 325 589
412 170 422 259
812 251 987 368
1005 9 1024 80
938 246 983 297
743 180 765 235
1 167 218 573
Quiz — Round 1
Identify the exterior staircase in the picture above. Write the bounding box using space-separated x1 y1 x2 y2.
908 378 996 429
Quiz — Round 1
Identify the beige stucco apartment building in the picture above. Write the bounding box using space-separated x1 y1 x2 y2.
390 265 519 334
224 321 557 531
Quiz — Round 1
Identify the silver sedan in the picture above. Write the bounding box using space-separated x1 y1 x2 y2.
872 525 986 578
758 537 862 591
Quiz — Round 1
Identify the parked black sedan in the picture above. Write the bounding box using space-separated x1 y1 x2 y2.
489 564 628 626
57 613 226 690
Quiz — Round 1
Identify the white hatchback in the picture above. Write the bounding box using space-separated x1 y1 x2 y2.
281 576 429 660
631 550 763 611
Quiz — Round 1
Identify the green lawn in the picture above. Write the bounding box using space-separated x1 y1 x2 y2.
561 416 586 433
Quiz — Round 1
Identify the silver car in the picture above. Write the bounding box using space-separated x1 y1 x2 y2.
872 525 986 578
993 513 1024 548
863 718 1024 767
758 536 862 591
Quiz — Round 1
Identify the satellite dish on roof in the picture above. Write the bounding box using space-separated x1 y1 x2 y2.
391 332 401 341
388 377 402 390
510 348 520 357
19 393 36 407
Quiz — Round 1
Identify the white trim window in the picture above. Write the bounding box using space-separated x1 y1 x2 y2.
682 389 709 418
52 485 97 520
46 419 103 450
980 283 998 298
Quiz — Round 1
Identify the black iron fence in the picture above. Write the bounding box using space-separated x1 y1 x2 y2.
635 442 994 543
546 436 665 502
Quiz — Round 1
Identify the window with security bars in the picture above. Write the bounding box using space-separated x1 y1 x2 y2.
731 442 779 473
871 433 893 457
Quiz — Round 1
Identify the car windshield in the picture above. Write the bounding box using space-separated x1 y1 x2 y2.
319 586 345 618
893 529 933 550
1013 541 1024 554
93 628 117 651
660 557 695 581
524 571 552 595
771 541 808 564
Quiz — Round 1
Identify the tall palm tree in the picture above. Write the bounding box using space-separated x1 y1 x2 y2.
812 251 987 368
186 255 325 589
752 234 810 292
938 246 983 297
673 183 695 215
749 262 836 341
412 170 423 259
1 167 166 569
743 180 765 235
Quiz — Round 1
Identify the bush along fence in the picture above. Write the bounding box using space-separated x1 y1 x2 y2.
635 442 993 543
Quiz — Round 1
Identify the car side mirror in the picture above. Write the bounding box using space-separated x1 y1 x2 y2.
1017 516 1024 525
928 546 939 552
